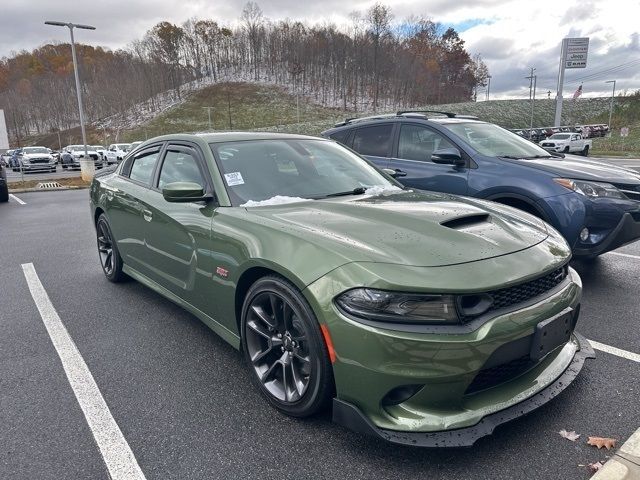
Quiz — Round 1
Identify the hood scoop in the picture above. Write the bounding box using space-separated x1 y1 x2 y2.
441 213 490 230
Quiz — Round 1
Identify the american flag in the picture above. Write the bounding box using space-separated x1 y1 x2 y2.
573 85 583 99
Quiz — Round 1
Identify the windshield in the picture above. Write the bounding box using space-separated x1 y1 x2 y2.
211 139 395 206
23 147 48 154
93 145 104 150
549 134 571 139
442 122 552 158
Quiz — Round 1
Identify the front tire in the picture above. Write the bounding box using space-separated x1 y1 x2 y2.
563 146 570 153
96 214 126 282
241 276 334 417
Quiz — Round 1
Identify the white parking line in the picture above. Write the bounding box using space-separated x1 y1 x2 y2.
607 251 640 260
9 194 26 205
21 263 146 480
589 339 640 363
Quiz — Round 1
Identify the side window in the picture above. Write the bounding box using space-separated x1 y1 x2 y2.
158 148 205 189
352 124 393 157
128 150 160 184
329 129 351 146
398 124 455 161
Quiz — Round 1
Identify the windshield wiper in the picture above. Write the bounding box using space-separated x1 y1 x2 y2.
499 154 552 160
322 186 367 198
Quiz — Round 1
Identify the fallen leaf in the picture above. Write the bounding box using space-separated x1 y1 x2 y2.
587 437 617 450
559 429 581 441
587 461 603 473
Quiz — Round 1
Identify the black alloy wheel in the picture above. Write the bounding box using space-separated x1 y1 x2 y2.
241 276 333 417
96 214 126 282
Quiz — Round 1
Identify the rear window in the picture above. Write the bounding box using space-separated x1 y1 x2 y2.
329 129 351 146
352 124 393 157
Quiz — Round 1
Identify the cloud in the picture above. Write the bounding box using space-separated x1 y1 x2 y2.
1 0 638 98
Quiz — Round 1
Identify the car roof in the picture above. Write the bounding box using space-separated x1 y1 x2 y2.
149 131 325 144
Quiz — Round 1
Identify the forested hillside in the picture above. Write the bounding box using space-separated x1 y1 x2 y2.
0 2 488 143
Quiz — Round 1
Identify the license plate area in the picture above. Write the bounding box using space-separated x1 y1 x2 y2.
530 309 574 361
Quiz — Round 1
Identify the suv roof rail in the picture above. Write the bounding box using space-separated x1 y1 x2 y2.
397 110 456 118
334 114 396 127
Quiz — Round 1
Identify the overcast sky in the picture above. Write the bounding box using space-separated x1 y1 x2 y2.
2 0 639 99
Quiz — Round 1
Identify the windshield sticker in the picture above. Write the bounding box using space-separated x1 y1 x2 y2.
224 172 245 186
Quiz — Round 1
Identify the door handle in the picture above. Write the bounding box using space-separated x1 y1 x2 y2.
142 209 153 222
393 169 407 178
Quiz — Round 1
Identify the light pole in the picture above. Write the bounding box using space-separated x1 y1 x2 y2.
525 68 537 133
605 80 616 133
202 107 214 130
486 75 492 101
45 20 95 180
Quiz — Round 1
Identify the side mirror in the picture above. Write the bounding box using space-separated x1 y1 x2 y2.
162 182 212 203
431 148 465 166
382 168 407 178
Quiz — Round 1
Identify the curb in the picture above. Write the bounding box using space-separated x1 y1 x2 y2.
591 427 640 479
9 186 89 193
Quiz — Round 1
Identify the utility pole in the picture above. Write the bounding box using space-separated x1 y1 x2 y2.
45 20 95 181
486 75 492 101
202 106 214 131
605 80 616 132
525 68 537 132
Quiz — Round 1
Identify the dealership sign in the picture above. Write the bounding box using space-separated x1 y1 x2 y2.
565 38 589 69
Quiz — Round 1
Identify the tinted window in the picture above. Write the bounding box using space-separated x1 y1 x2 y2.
352 124 393 157
158 149 204 189
129 150 160 184
398 125 455 161
329 129 350 146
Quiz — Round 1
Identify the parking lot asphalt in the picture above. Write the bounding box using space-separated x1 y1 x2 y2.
1 189 639 480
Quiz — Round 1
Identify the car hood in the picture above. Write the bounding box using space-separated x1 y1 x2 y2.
244 190 550 267
516 155 640 184
23 153 52 159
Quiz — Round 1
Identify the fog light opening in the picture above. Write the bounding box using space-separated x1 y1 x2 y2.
579 227 590 242
381 384 423 407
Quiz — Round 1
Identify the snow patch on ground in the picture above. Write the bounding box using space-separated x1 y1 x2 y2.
364 185 404 196
241 196 312 207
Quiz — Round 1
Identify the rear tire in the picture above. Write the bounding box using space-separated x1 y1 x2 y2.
0 184 8 203
240 275 334 418
96 214 126 282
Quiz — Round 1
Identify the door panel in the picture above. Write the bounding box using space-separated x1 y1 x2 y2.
105 147 161 271
142 145 215 309
390 124 469 195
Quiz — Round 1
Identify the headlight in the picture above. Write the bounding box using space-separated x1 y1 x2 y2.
554 178 626 199
335 288 459 324
21 158 30 164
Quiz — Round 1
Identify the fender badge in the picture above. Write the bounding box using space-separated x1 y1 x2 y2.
216 266 229 278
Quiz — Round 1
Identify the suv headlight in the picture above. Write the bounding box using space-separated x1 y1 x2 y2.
554 178 626 199
335 288 459 324
21 157 30 164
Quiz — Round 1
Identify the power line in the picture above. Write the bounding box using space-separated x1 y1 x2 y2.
565 58 640 85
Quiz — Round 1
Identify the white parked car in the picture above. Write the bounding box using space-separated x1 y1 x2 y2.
61 145 104 170
539 133 592 156
13 146 57 172
105 143 131 164
92 145 107 161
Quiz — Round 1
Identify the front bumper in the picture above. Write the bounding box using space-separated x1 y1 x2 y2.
19 163 56 171
574 211 640 256
333 332 594 447
305 246 591 443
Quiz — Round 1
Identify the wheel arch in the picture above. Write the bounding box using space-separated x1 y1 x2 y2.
233 263 308 338
484 193 549 221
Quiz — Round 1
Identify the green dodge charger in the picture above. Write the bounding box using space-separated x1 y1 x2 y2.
90 132 594 447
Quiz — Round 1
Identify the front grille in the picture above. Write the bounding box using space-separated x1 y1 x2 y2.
31 158 49 163
460 265 568 322
541 143 553 147
612 183 640 201
466 355 536 394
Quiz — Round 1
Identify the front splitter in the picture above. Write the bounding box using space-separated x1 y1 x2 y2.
332 332 595 447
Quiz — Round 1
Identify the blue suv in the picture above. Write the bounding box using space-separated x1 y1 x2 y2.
322 111 640 258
